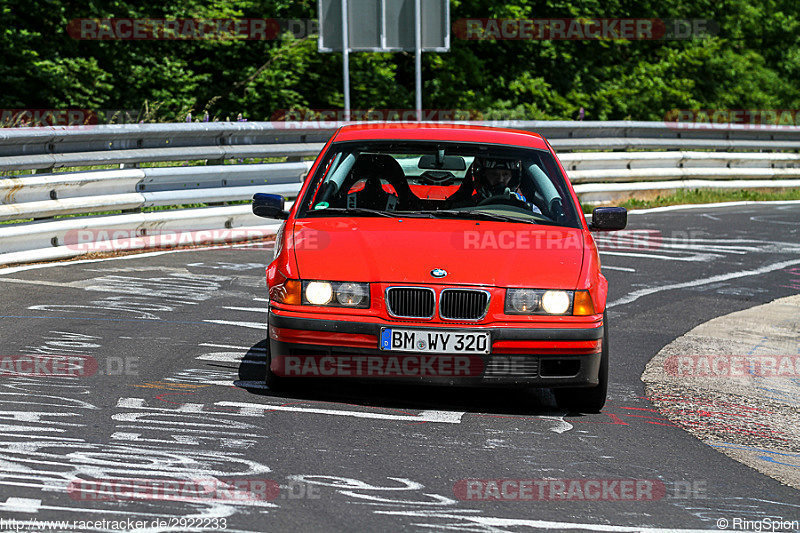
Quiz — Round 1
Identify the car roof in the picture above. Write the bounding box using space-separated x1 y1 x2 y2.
332 123 550 150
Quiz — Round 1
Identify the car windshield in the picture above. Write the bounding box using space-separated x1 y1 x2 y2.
297 141 582 228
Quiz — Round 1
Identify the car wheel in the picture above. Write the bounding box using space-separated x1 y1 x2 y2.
554 310 609 413
263 334 289 391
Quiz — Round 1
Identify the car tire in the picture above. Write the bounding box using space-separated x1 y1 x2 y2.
554 310 609 413
263 334 289 392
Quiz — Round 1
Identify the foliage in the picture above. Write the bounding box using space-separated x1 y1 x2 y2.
0 0 797 122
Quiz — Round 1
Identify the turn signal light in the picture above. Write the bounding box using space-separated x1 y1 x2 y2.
573 291 596 316
271 278 302 305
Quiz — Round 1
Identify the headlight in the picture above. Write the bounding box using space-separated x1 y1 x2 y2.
304 281 333 305
506 289 541 313
335 282 367 306
541 290 571 315
302 281 370 308
505 289 574 315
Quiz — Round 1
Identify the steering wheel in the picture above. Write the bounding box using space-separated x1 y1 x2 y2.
477 193 530 210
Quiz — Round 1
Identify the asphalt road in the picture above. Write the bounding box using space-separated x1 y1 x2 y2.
0 202 798 532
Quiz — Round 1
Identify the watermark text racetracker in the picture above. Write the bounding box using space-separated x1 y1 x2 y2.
453 229 663 251
66 477 319 503
271 354 486 378
664 355 800 378
0 108 97 127
665 109 800 129
0 355 138 378
67 18 322 40
63 228 282 252
452 479 714 501
65 226 697 254
453 18 717 40
68 18 279 40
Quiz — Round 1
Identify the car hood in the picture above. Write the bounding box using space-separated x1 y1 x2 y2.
290 217 585 288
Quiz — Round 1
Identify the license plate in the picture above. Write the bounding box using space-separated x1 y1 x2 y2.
380 328 490 354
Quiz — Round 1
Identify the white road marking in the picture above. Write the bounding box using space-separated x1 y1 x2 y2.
234 380 269 389
217 401 465 424
601 265 636 272
195 352 265 365
750 215 797 226
598 238 772 255
0 496 253 516
538 415 573 433
600 250 712 262
0 240 271 276
222 306 269 313
0 248 214 276
203 320 265 330
195 352 243 363
597 235 800 263
374 510 722 532
624 199 800 215
253 297 270 302
199 343 265 351
609 258 800 307
339 491 457 505
0 433 83 441
0 278 81 288
0 497 40 513
413 411 466 424
117 396 465 423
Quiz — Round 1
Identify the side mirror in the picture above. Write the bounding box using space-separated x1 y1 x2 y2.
590 207 627 231
252 193 289 219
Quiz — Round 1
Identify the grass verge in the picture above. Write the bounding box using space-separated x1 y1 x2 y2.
581 188 800 213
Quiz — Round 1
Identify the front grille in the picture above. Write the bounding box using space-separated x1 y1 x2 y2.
440 289 489 320
484 356 540 377
386 287 435 318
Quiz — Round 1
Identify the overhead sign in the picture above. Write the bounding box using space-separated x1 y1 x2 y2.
318 0 450 52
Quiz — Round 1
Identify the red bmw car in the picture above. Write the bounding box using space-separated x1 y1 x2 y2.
252 124 626 412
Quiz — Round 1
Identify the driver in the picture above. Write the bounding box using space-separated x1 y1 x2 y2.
451 157 541 214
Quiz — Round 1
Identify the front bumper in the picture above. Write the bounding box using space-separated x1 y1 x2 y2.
267 311 604 387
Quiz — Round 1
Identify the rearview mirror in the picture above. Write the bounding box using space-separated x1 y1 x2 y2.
590 207 627 231
252 193 289 219
418 154 466 171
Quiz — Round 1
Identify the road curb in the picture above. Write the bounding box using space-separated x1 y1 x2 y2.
642 294 800 489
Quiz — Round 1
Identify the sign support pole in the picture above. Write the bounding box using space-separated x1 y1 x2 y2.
414 0 422 121
342 0 351 121
320 0 447 121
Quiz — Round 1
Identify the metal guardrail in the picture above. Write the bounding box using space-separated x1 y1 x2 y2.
2 120 800 169
0 162 311 221
1 120 799 267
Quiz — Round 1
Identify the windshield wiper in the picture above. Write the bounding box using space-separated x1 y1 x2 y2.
306 207 397 218
306 207 435 219
419 210 539 224
306 207 554 225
